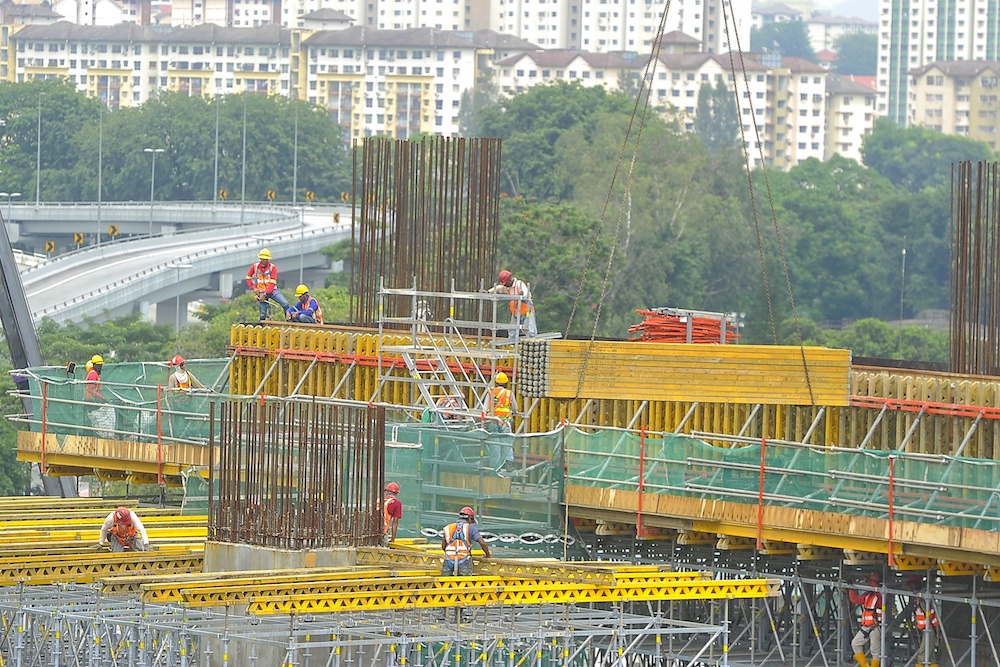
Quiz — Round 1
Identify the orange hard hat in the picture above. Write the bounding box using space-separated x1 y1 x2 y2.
459 506 476 522
114 506 132 525
385 482 400 494
170 355 185 366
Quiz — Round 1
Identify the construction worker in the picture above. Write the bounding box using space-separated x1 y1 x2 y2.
907 575 939 667
84 354 105 401
288 284 323 324
422 395 463 424
382 481 402 546
487 269 537 337
245 248 292 322
438 507 491 623
849 571 884 667
167 356 205 391
484 372 516 473
98 506 150 552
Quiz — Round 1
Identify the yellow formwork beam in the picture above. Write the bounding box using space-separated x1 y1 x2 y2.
245 575 780 615
0 526 207 545
0 550 205 585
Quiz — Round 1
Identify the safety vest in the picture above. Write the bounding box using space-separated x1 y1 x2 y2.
505 279 533 317
111 518 138 547
383 495 398 535
173 370 192 391
915 602 938 630
250 262 278 293
861 591 881 627
300 296 323 323
84 369 102 400
443 522 473 563
491 387 512 419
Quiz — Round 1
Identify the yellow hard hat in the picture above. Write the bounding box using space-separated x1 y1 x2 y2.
85 360 93 372
91 354 104 365
258 248 272 260
295 284 309 297
495 371 509 384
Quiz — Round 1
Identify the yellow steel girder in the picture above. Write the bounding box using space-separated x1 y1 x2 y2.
245 576 780 615
0 551 205 585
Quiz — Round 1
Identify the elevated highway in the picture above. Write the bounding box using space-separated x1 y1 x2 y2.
9 203 351 326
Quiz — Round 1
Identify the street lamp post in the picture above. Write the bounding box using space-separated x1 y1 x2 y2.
143 148 164 238
0 192 21 222
167 262 193 332
35 92 43 205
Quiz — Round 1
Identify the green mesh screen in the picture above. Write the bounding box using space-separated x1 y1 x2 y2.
565 427 1000 530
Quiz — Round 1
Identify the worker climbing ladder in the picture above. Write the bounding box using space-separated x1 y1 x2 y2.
373 278 523 422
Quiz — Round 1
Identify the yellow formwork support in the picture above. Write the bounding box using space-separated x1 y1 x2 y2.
245 575 780 615
0 550 205 585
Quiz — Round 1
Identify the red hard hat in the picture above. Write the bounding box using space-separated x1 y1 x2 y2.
498 270 511 284
459 506 476 522
170 355 185 366
869 572 882 584
385 482 400 494
114 506 132 525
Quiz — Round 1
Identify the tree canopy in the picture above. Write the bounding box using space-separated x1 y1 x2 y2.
832 33 877 76
750 21 817 61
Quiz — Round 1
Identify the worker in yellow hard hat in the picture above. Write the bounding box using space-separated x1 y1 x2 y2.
483 371 516 475
85 354 106 401
245 248 292 322
287 284 324 324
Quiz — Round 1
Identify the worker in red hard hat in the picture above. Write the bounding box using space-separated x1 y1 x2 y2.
485 269 537 337
98 506 150 552
439 506 492 623
382 481 402 546
167 355 205 392
849 571 884 667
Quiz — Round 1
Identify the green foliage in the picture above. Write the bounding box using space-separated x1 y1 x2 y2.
832 33 877 76
780 317 948 362
861 119 994 192
36 314 175 367
496 197 609 336
695 79 741 154
0 82 351 204
0 353 31 496
458 75 499 137
476 81 634 200
750 22 816 61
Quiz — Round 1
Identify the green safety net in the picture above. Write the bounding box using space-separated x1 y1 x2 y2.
565 427 1000 531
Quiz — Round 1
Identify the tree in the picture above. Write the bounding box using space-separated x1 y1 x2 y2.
750 22 817 61
476 81 635 200
832 33 877 76
458 75 499 137
695 79 741 154
861 119 994 192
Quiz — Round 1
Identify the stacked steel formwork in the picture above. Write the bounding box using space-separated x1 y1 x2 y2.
350 136 503 327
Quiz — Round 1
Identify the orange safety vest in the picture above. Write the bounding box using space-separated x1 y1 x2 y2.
173 371 192 391
84 369 102 400
915 603 938 630
443 522 473 563
491 387 512 419
250 262 278 293
861 591 881 627
505 279 532 317
111 519 138 547
383 495 400 535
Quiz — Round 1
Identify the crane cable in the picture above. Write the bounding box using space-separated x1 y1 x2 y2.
563 0 674 401
721 2 815 405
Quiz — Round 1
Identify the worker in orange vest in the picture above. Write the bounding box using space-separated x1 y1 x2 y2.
84 354 106 401
849 571 884 667
486 269 537 337
98 506 150 552
484 372 516 474
167 355 206 391
907 575 939 667
245 248 292 322
382 481 402 546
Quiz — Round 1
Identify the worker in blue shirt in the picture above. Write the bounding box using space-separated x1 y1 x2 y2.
288 284 323 323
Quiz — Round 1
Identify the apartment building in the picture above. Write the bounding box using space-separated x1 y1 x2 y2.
908 60 1000 149
825 73 875 162
805 14 875 52
878 0 1000 126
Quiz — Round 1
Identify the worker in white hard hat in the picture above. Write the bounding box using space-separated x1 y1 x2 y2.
245 248 292 322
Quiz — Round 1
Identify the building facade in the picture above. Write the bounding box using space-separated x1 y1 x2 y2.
908 60 1000 148
825 73 876 162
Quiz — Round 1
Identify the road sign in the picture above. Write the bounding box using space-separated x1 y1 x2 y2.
305 191 315 201
108 225 119 237
219 189 228 200
267 190 276 201
341 192 350 202
333 213 341 223
73 233 84 244
44 241 54 253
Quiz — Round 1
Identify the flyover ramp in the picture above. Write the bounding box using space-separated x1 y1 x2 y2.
20 205 351 325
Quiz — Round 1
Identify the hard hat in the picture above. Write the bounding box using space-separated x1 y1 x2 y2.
459 506 476 522
868 572 883 584
170 355 185 366
495 371 509 385
91 354 104 365
498 269 511 284
295 284 309 297
385 481 400 494
258 248 272 260
114 506 132 525
85 360 93 372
